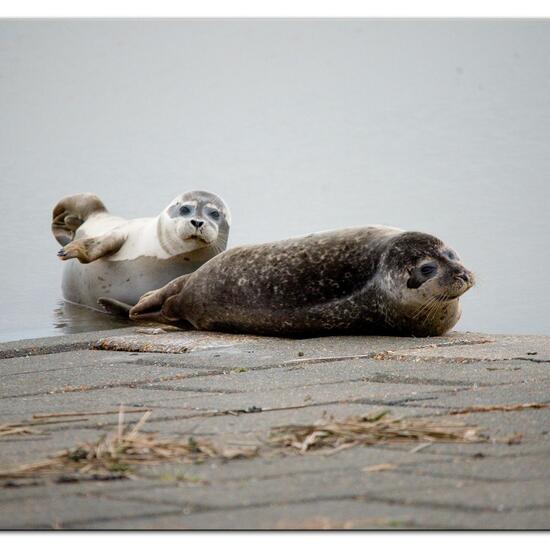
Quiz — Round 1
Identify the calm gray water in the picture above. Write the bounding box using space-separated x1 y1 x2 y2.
1 20 549 342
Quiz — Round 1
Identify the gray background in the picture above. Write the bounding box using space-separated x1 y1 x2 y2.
1 19 549 341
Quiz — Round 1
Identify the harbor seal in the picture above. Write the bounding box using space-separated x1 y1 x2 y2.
128 226 475 337
52 190 230 311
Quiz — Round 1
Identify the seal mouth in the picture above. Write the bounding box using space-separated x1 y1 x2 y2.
186 233 207 242
183 233 214 246
438 281 474 301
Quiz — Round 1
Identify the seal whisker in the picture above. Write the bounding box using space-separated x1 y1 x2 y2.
425 302 440 325
425 292 450 325
412 296 437 319
425 297 443 324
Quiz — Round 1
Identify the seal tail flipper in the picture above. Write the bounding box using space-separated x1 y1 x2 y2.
52 193 107 245
98 297 133 318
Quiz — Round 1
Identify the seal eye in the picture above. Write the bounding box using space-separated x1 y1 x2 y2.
210 210 220 220
420 264 437 277
180 206 191 216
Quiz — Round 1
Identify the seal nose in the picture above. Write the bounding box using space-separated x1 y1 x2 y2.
456 271 471 284
190 219 204 229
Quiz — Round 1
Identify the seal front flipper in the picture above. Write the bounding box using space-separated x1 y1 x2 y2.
130 274 190 323
58 231 126 264
52 193 107 245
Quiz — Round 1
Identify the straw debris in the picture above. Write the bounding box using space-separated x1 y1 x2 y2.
267 410 485 454
449 402 550 415
0 410 257 483
0 423 45 438
0 407 152 439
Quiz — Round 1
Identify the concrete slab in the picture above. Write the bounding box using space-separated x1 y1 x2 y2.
129 380 453 421
136 444 454 484
402 383 550 411
0 350 206 399
95 467 465 511
0 427 110 467
342 359 550 387
0 385 211 422
95 329 285 354
368 477 550 512
397 453 550 482
0 328 133 360
86 499 550 530
95 329 490 357
394 335 550 362
0 328 549 529
129 404 446 438
0 490 180 529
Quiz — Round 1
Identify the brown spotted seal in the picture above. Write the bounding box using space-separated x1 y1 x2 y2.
51 190 230 311
128 226 474 337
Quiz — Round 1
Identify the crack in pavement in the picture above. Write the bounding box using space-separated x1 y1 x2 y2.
83 478 550 527
0 343 92 361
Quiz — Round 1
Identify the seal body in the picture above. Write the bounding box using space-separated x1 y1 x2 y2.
61 245 218 309
130 226 475 337
52 191 230 311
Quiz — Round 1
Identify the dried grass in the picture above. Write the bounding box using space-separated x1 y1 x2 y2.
0 424 44 438
449 402 550 415
267 410 485 454
32 407 151 419
0 407 153 439
0 410 257 482
0 408 487 483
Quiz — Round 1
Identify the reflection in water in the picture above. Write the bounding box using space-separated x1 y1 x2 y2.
53 300 131 335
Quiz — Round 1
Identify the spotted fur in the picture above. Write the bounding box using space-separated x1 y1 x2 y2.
130 226 474 337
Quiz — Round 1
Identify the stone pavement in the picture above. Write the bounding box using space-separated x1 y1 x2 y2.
0 327 549 529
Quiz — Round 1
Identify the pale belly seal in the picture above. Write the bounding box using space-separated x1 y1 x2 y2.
51 190 231 311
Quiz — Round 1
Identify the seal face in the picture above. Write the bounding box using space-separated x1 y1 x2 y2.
129 226 474 337
51 190 230 310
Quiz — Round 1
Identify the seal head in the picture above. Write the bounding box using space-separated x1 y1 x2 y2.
378 232 475 335
158 190 231 255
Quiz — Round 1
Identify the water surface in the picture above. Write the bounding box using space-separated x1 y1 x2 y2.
1 20 549 341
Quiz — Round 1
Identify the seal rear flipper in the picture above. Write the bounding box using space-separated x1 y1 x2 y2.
129 292 181 324
160 294 187 324
130 274 190 324
129 297 173 323
52 193 107 245
98 297 133 318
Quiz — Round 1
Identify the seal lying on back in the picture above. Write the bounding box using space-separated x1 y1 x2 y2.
129 226 474 337
52 190 230 310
